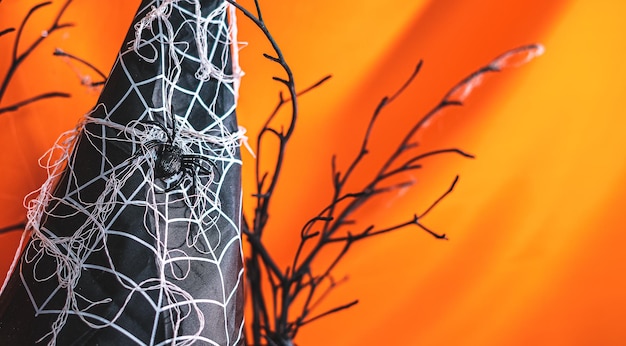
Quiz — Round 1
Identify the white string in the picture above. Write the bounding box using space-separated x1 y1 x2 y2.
228 2 244 100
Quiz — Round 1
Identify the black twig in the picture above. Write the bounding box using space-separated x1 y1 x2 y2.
0 92 70 114
230 1 540 343
0 222 26 235
0 27 15 38
298 299 359 327
419 175 459 219
53 48 107 86
0 0 74 111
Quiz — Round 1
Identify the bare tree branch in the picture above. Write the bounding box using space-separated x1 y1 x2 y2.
0 0 74 113
231 2 541 344
0 92 70 114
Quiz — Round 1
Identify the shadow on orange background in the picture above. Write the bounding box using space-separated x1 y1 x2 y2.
1 0 625 345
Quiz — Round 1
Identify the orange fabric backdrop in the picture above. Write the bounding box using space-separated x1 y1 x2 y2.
2 1 625 345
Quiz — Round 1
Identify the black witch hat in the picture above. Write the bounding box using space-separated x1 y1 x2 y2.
0 1 245 344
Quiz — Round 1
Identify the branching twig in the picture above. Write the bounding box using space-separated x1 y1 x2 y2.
0 0 74 113
298 299 358 327
232 2 542 344
227 0 303 343
53 48 107 87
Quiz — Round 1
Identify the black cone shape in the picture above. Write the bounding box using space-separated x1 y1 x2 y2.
0 1 245 345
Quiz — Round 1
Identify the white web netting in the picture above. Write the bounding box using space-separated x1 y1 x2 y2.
2 1 246 345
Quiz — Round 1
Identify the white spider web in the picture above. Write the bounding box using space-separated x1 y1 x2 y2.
5 1 246 345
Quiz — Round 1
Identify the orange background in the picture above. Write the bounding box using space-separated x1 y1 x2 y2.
1 0 625 345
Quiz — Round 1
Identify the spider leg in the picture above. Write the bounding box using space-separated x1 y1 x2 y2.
143 120 175 144
172 166 202 211
142 139 163 152
188 167 200 206
136 139 164 174
126 139 162 171
142 120 169 134
163 171 186 193
181 154 221 180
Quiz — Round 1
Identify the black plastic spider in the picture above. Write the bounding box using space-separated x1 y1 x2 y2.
142 120 219 192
